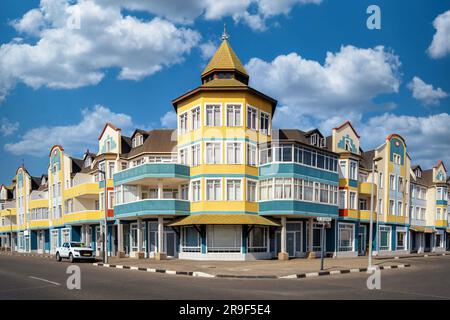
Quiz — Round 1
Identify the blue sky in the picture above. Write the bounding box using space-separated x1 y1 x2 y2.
0 0 449 183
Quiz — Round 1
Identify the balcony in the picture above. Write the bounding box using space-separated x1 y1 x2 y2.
435 219 448 228
114 163 190 186
259 200 338 217
114 199 190 218
359 210 377 221
64 210 103 225
359 182 377 196
64 183 100 199
411 218 426 227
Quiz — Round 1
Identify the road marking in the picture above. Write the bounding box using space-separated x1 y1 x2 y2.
29 276 61 286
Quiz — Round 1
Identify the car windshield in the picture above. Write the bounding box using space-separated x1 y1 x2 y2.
70 242 88 248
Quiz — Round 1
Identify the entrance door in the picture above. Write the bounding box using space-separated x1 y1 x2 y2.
286 232 295 257
358 226 366 255
312 227 323 252
425 234 431 252
165 231 176 257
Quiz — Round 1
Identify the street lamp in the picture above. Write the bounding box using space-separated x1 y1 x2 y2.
6 208 13 253
368 156 382 270
98 169 108 264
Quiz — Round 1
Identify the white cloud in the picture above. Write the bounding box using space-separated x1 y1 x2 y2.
428 10 450 59
4 105 133 157
358 113 450 168
0 118 19 136
199 40 218 60
160 111 177 128
247 45 401 121
0 0 201 103
101 0 321 31
407 76 448 106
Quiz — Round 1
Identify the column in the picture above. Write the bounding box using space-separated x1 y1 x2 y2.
117 221 124 258
136 218 144 259
156 216 166 260
308 218 315 258
157 180 163 199
278 216 288 260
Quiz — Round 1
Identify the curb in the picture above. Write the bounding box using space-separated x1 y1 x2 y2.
93 262 215 278
92 262 411 280
279 264 411 279
0 252 54 260
375 253 448 260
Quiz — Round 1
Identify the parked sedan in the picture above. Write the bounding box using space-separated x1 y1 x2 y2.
56 242 95 263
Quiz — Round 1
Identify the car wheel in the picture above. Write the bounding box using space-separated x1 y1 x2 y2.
69 253 74 263
56 252 62 262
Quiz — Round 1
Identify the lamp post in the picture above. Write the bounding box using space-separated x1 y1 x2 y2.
368 157 382 269
98 169 108 264
6 209 13 253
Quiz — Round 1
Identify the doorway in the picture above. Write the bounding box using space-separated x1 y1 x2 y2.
358 225 366 256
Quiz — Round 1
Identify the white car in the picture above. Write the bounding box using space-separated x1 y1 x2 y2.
56 242 95 262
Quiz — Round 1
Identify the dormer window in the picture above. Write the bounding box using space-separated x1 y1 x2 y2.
132 134 144 148
311 133 319 147
320 138 326 148
416 169 421 178
105 140 111 152
345 140 351 151
84 157 92 168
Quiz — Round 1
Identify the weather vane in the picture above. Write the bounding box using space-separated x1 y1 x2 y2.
221 22 229 41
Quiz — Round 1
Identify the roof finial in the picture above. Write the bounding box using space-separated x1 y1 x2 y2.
221 22 229 41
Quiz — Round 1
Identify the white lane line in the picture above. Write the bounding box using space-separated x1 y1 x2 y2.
29 276 61 286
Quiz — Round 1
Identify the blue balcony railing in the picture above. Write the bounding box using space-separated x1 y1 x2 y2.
114 199 190 218
114 163 190 186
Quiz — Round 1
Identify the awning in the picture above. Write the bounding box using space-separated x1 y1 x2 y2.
446 228 450 234
410 226 425 233
424 227 436 234
166 214 281 227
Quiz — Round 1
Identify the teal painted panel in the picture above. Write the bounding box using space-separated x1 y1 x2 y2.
389 137 405 165
337 134 357 153
114 163 190 185
259 200 338 216
259 163 339 184
436 200 448 206
349 179 358 188
114 199 190 217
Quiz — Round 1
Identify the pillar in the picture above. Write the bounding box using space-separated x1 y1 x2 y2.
117 221 125 258
135 218 144 259
156 216 166 260
157 180 163 199
308 218 316 258
278 216 288 260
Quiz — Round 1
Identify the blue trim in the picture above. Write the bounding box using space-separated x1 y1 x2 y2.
114 200 190 217
436 200 448 206
201 225 206 254
114 163 189 186
389 137 405 165
259 200 338 216
242 225 248 254
349 179 358 188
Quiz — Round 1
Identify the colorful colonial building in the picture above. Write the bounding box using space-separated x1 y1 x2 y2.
0 33 449 260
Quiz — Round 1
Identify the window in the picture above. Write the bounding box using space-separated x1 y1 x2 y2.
260 111 270 135
378 198 383 215
191 106 201 130
338 223 354 252
420 208 426 220
379 226 391 251
84 157 92 168
226 142 241 164
274 178 292 199
105 140 111 152
207 225 240 252
226 104 241 126
132 134 144 147
437 187 446 201
398 177 404 192
121 162 128 171
99 162 105 181
226 179 242 201
274 145 293 162
179 148 188 165
339 161 347 179
349 161 358 180
259 179 273 201
248 226 267 252
247 143 257 166
247 106 258 130
359 199 367 210
206 142 221 164
191 180 201 202
206 179 221 201
108 162 115 179
397 231 406 250
191 144 201 166
181 226 200 251
310 133 319 146
397 201 403 216
389 200 395 215
393 153 401 164
303 181 314 201
293 179 303 200
436 208 441 220
379 172 383 189
205 104 221 126
179 112 188 134
389 175 396 191
349 191 357 210
247 180 257 202
319 184 329 203
64 199 73 214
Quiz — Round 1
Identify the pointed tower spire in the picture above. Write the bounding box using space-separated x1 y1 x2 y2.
201 24 249 85
221 23 229 41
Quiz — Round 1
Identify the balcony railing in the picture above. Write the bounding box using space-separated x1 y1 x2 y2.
114 163 190 186
114 199 190 217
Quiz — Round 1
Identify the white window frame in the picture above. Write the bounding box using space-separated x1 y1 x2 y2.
205 103 222 127
205 178 222 201
338 222 355 252
179 112 189 134
246 105 258 130
246 179 258 202
205 142 222 164
191 105 201 131
226 103 242 127
190 179 202 202
259 111 270 135
226 178 243 201
246 143 257 167
226 141 243 164
190 143 201 167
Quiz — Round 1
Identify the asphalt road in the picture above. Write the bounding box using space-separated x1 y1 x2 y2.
0 254 449 300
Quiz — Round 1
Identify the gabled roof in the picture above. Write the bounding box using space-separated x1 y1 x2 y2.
270 129 336 154
434 160 447 172
333 121 360 138
98 122 120 141
125 129 177 159
360 150 376 170
201 39 248 78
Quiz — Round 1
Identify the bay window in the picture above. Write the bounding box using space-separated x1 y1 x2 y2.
226 104 241 126
205 104 221 126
